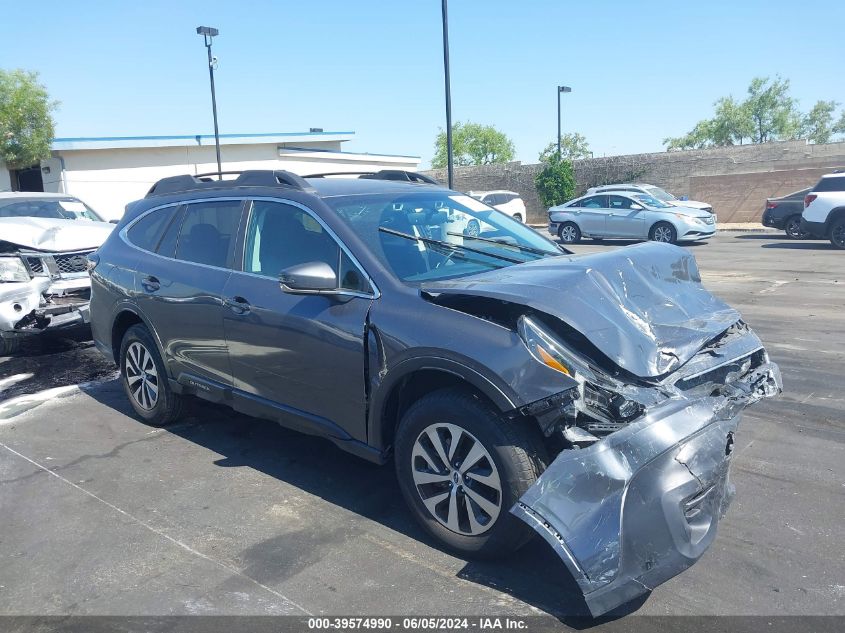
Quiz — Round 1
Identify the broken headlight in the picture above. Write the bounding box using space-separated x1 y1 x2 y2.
0 256 30 283
518 315 646 435
518 314 597 381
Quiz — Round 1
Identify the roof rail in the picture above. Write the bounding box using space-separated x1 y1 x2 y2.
304 169 440 185
146 170 315 197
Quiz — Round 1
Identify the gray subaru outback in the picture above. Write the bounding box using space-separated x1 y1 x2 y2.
89 170 781 616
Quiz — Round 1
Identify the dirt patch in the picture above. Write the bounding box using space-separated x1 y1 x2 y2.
0 328 117 402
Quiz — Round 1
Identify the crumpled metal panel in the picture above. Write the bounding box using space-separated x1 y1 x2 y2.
512 362 782 617
422 242 739 377
0 217 113 252
0 278 52 331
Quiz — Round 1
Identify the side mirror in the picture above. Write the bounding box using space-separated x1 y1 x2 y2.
630 204 644 211
109 219 120 224
279 261 338 294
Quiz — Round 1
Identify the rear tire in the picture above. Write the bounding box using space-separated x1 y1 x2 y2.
119 324 183 426
558 222 581 244
395 388 547 558
465 219 481 237
649 221 677 244
512 213 523 223
830 218 845 250
784 215 806 239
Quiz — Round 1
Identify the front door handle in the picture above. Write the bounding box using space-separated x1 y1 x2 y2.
141 275 160 292
224 296 251 315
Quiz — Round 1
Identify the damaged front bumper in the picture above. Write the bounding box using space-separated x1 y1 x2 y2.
512 362 782 617
0 275 92 341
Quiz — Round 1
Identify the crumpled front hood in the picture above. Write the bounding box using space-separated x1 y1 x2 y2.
421 242 740 377
0 217 114 252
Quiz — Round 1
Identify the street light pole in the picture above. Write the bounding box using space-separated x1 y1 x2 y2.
441 0 454 189
197 26 222 179
557 85 571 157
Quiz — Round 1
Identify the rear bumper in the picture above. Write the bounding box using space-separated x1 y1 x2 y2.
800 218 827 238
761 209 783 229
513 363 782 617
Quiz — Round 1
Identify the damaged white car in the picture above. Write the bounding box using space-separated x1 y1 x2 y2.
0 192 114 355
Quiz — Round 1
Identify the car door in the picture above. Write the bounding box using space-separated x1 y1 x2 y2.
131 198 244 386
571 195 608 236
606 195 647 238
222 199 375 442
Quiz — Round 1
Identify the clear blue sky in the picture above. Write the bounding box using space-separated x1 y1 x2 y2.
3 0 843 167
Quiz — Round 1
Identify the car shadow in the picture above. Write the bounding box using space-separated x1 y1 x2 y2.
80 381 637 622
760 242 838 250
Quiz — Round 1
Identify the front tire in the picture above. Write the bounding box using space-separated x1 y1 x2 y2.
558 222 581 244
119 324 183 426
395 388 546 558
465 219 480 237
650 221 677 244
830 218 845 250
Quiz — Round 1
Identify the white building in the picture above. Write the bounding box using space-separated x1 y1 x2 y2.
0 131 420 220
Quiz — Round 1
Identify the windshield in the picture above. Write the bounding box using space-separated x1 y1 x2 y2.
644 186 677 202
325 192 562 282
633 193 673 209
0 197 103 221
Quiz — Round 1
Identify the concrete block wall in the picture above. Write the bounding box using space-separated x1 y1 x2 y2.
423 140 845 224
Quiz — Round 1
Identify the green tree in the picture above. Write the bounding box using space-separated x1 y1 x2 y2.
745 76 801 143
0 69 56 168
802 100 840 144
534 154 576 208
835 111 845 136
431 121 515 168
663 76 818 150
538 132 591 162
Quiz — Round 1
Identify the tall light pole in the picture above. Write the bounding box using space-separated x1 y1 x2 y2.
197 26 222 179
441 0 454 189
557 85 572 157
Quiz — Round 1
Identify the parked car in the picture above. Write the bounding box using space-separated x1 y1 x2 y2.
469 190 527 222
800 172 845 249
0 192 114 355
548 191 716 244
761 187 811 239
586 183 713 214
90 169 780 617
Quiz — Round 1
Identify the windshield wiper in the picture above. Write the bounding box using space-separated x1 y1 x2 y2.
446 232 562 257
378 226 523 264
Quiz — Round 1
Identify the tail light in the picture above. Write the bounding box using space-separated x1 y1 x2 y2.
765 201 778 210
804 194 817 208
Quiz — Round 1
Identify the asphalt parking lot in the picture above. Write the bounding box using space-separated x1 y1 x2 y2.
0 232 842 620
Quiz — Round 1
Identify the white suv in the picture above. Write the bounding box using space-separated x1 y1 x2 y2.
587 183 713 214
469 191 527 222
801 173 845 249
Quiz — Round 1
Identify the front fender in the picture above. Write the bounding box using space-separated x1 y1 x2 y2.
367 353 519 452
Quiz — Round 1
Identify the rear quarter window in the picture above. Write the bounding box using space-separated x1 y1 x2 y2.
126 206 179 252
814 176 845 192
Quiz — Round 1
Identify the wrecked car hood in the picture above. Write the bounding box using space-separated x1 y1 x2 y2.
422 242 739 377
0 217 114 252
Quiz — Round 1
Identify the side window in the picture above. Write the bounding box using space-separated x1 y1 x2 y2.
156 205 185 258
608 195 634 210
127 206 179 252
581 195 607 208
243 201 371 293
174 200 242 268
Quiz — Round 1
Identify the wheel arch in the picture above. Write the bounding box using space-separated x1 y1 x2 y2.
110 306 165 365
824 206 845 234
368 358 517 455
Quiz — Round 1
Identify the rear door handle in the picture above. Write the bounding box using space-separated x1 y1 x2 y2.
141 275 160 292
224 296 251 315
